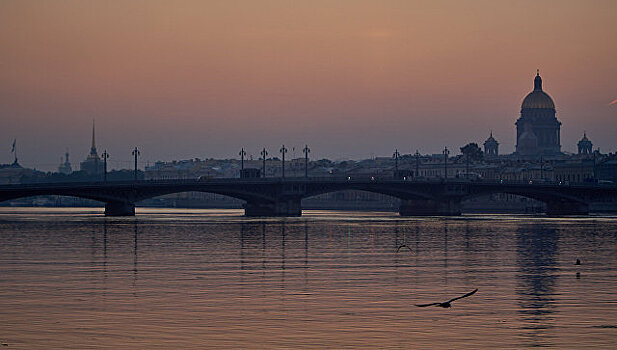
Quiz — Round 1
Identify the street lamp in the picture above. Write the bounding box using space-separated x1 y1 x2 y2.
593 149 598 181
303 145 310 178
393 149 400 179
261 148 268 178
280 145 288 178
443 147 450 180
132 147 140 181
101 150 109 182
414 150 420 179
239 147 246 172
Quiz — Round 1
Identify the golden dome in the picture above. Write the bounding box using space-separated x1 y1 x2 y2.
521 72 555 109
522 90 555 109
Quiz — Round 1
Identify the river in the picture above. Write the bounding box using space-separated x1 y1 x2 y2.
1 208 616 348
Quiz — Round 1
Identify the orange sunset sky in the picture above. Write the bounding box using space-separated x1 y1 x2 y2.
1 0 616 169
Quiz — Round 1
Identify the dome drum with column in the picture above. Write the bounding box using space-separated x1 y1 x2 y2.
515 72 561 157
577 133 593 155
483 132 499 157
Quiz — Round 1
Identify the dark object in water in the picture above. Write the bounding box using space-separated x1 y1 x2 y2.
415 289 478 308
576 259 581 265
396 244 412 252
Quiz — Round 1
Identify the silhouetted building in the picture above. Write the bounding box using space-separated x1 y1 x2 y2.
80 121 103 175
515 71 561 157
58 150 72 174
240 168 261 178
483 132 499 157
577 133 593 155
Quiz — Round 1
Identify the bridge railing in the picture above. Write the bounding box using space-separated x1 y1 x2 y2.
1 176 616 190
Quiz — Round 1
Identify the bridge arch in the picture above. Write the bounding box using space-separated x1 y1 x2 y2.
131 186 276 204
0 194 103 207
463 188 586 205
302 189 401 211
0 190 112 205
461 186 589 215
302 182 436 201
137 190 243 209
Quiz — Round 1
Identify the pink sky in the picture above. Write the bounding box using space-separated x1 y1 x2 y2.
1 0 616 170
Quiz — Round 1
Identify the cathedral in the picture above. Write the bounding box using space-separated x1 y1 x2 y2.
515 71 562 157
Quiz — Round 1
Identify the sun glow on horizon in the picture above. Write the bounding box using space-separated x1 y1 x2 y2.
0 1 616 168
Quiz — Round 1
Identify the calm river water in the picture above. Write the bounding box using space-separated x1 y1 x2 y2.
1 208 616 349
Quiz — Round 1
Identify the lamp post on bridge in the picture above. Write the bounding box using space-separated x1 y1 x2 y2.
102 150 109 182
443 147 450 180
261 148 268 178
279 145 288 178
593 149 598 181
414 150 420 179
132 147 140 181
239 148 246 173
393 149 400 179
303 145 310 178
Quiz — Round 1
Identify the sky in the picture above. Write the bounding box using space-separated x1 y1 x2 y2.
1 0 616 170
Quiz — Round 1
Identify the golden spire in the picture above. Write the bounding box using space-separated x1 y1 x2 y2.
89 119 98 156
91 119 96 150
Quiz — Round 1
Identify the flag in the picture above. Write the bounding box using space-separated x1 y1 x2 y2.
11 139 15 153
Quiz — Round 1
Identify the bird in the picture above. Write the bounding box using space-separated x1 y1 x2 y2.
415 289 478 308
396 244 412 252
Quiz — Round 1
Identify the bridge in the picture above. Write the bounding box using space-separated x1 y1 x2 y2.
1 177 616 216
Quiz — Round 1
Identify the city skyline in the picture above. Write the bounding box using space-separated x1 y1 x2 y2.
1 1 616 170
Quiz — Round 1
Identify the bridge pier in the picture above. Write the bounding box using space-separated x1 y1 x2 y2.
399 198 461 216
104 201 136 216
244 199 302 217
545 200 589 216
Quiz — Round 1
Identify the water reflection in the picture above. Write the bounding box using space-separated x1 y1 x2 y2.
2 210 617 349
262 222 266 274
133 221 138 294
516 223 559 347
443 221 449 284
394 224 413 253
102 220 108 296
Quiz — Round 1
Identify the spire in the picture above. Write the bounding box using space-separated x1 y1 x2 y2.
534 69 542 91
90 119 97 156
91 119 96 149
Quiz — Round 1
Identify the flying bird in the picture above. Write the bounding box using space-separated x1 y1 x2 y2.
415 289 478 308
396 244 412 252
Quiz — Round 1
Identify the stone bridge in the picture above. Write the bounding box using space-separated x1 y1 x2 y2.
1 178 616 216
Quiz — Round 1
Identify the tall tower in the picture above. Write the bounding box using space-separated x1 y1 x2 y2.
58 149 72 174
577 133 593 155
80 120 103 175
483 131 499 158
515 71 561 157
90 119 97 157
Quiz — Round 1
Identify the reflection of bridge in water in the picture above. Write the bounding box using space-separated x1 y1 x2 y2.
1 178 616 216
